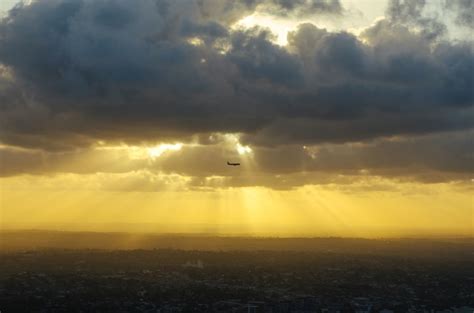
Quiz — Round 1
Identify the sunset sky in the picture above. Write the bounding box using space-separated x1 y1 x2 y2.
0 0 472 237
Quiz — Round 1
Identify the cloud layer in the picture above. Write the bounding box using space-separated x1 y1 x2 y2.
0 0 472 188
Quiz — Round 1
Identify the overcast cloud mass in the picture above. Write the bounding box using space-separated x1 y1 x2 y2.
0 0 472 189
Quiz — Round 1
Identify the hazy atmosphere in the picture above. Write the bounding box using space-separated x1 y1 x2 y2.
0 0 473 237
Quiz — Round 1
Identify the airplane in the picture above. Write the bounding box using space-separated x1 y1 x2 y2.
227 161 240 166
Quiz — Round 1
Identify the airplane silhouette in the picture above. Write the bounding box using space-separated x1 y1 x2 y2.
227 161 240 166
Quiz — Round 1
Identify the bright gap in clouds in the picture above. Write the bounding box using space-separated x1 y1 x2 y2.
95 142 184 160
236 143 252 155
233 0 390 46
234 13 380 46
222 134 253 155
148 143 183 159
235 13 297 46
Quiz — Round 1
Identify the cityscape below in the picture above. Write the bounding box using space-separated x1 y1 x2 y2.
1 231 473 312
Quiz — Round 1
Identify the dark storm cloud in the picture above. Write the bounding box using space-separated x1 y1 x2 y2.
0 0 472 185
195 0 342 23
260 0 342 17
228 28 303 87
387 0 473 37
386 0 446 40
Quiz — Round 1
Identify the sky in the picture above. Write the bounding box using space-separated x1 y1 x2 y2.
0 0 472 237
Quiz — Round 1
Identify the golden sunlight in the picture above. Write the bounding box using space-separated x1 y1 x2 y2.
236 143 252 155
147 143 183 159
1 173 472 237
234 13 296 45
95 142 184 160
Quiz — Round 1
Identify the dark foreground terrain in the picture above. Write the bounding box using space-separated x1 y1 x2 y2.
0 231 473 312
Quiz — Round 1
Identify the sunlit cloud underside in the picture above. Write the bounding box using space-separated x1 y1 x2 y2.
1 136 472 237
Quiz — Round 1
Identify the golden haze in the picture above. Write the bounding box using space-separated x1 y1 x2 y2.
1 141 472 238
